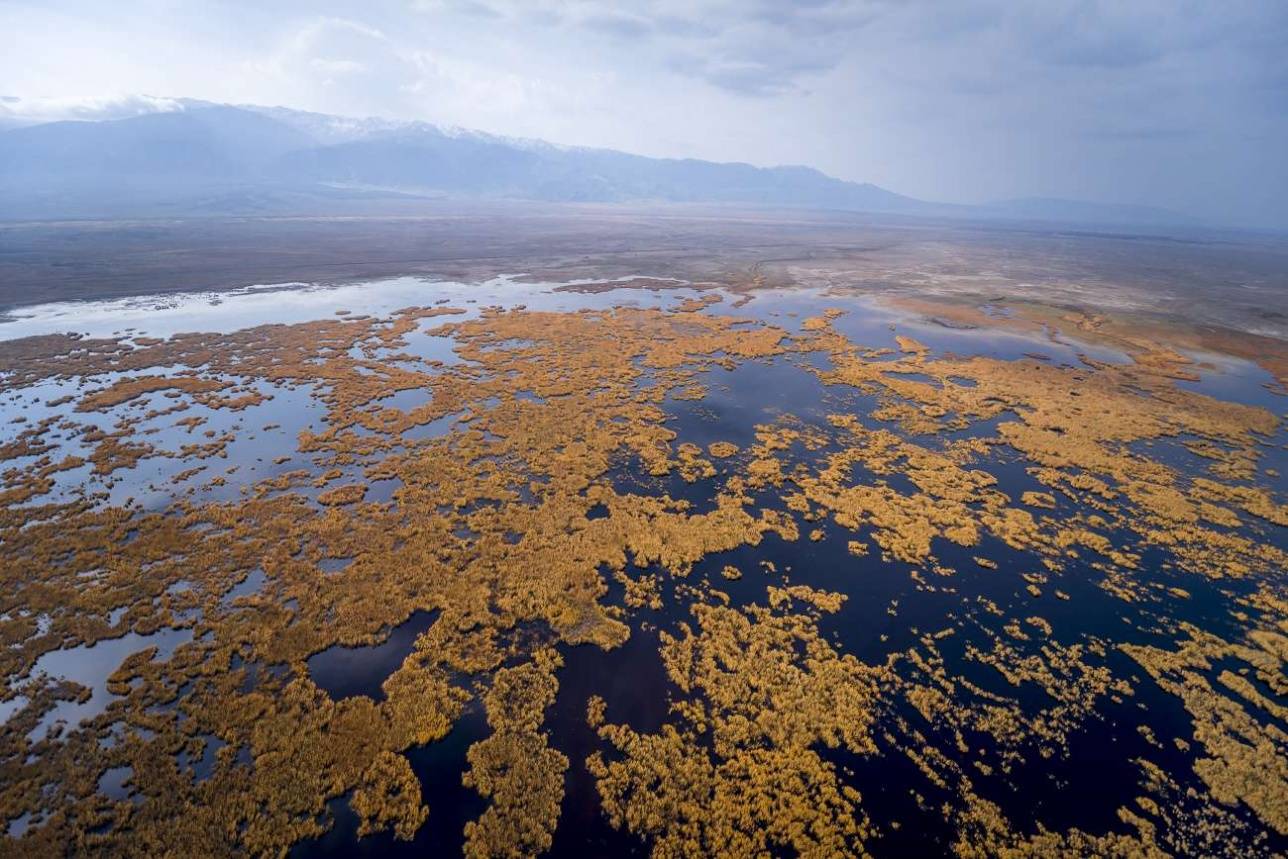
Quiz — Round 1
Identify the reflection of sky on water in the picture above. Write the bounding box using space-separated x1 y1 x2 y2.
0 274 702 342
10 627 195 742
2 275 1285 855
1173 348 1286 407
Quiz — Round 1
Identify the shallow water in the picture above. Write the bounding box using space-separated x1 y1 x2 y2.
0 274 702 342
20 627 195 742
1 274 1285 855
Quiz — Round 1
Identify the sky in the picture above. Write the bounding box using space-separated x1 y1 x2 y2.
2 0 1287 227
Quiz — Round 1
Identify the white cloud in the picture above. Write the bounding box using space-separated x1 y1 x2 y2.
0 94 185 126
1 0 1285 224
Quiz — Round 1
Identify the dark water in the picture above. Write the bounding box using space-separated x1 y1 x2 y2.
293 339 1285 856
3 279 1285 855
306 610 440 702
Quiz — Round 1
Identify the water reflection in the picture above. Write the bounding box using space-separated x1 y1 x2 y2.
306 611 439 701
14 627 195 741
2 273 1285 855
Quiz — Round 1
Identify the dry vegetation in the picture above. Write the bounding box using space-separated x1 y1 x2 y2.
0 286 1284 856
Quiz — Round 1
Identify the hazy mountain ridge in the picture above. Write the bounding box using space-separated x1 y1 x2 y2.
0 100 1194 227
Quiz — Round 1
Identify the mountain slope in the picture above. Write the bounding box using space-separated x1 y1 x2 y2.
0 101 1193 227
0 106 313 188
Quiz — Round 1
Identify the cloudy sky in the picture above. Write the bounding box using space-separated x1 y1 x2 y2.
3 0 1287 227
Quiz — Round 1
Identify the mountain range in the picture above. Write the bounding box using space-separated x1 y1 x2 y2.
0 99 1194 227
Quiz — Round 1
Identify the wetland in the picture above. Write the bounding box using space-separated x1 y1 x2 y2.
0 222 1286 856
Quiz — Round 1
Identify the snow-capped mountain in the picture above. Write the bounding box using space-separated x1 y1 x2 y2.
0 98 1192 226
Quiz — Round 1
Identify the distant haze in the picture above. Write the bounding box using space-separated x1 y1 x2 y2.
0 100 1202 226
3 1 1287 229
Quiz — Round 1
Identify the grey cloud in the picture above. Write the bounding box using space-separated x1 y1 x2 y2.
3 0 1286 226
521 8 564 27
653 15 718 39
745 0 879 37
0 94 186 125
410 0 500 16
452 1 501 18
483 1 890 95
1039 16 1162 69
668 55 803 97
581 12 653 39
